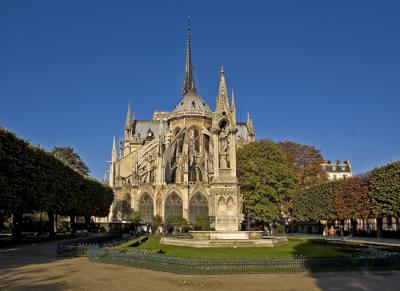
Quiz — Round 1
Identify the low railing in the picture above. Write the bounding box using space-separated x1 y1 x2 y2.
87 247 400 274
57 233 123 256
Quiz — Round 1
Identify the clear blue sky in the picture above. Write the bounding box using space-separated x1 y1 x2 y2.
1 0 399 180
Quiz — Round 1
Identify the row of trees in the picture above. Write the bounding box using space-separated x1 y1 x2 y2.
0 128 114 241
237 139 400 238
293 162 400 238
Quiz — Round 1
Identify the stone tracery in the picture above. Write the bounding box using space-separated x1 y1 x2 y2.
108 27 255 231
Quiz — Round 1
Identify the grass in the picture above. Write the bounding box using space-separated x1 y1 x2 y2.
128 237 348 259
118 236 148 248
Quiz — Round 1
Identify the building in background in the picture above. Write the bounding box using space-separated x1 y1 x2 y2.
321 160 352 180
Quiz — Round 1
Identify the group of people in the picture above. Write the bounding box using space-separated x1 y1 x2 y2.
323 225 337 236
131 224 152 236
156 225 190 235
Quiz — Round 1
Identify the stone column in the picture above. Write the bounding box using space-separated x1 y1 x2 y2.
211 128 219 178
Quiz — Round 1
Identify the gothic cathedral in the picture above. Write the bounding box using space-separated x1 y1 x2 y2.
108 28 255 231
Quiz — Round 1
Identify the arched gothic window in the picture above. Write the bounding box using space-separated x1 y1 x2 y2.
165 192 183 218
188 128 200 155
178 133 185 153
189 193 209 223
189 165 202 183
171 168 177 183
203 134 210 153
174 127 181 136
139 193 154 222
121 193 132 220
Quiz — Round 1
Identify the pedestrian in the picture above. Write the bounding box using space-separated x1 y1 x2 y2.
329 226 335 236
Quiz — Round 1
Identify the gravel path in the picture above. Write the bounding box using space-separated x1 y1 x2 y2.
0 240 399 291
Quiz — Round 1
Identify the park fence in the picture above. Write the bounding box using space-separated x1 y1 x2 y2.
87 247 400 274
57 233 123 256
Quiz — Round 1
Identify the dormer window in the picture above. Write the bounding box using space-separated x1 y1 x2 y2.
147 129 153 137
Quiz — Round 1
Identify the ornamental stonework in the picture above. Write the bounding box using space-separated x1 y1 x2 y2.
107 28 255 231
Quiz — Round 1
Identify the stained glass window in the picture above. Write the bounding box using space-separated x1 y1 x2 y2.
165 192 183 218
139 193 154 222
189 193 209 223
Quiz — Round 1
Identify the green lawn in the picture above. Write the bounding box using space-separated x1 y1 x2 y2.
127 237 347 259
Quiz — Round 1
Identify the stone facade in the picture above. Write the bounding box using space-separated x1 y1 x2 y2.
108 28 255 231
321 160 353 180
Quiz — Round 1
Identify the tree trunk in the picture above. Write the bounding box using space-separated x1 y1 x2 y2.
48 210 55 239
0 215 5 230
84 215 91 225
12 211 23 242
376 217 383 239
84 215 91 232
70 214 76 236
340 220 345 236
351 219 357 235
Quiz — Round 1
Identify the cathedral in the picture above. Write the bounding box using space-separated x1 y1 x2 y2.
108 28 255 231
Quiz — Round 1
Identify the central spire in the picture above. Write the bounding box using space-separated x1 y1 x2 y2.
182 21 196 96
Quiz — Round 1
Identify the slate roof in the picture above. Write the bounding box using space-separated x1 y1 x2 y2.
173 89 212 113
132 120 168 138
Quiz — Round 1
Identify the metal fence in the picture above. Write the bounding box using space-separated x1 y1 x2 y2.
87 247 400 274
57 233 123 255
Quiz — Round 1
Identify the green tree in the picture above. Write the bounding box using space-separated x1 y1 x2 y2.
292 181 335 223
79 178 114 224
369 161 400 238
0 129 39 240
51 146 90 176
151 215 163 229
193 215 210 230
165 215 188 228
0 127 113 240
237 140 298 228
127 210 142 225
278 141 328 188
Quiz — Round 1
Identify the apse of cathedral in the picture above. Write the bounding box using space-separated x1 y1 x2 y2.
108 27 255 231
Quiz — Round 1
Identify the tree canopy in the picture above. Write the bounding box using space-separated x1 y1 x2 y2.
0 127 113 240
51 146 90 176
292 181 335 222
237 140 298 226
369 161 400 218
278 141 327 188
332 175 370 220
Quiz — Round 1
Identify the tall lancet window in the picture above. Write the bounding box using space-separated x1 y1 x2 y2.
139 193 154 222
188 128 200 155
165 192 183 218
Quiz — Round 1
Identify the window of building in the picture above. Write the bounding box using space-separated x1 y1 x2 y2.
139 193 154 222
165 192 183 218
189 193 209 223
